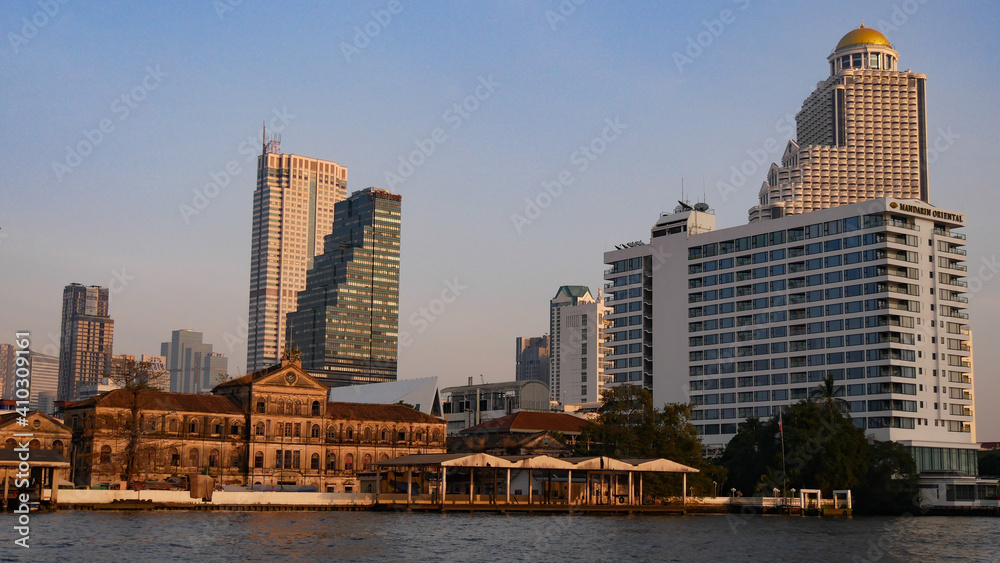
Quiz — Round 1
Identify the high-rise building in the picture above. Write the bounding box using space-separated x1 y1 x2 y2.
58 283 114 402
287 188 402 386
246 136 348 373
604 27 978 474
0 344 14 400
161 330 228 394
748 25 928 222
28 352 59 412
515 335 550 384
549 286 608 404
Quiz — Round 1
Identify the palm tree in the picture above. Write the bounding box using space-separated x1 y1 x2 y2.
810 374 848 417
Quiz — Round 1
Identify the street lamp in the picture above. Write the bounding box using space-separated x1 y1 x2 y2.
731 487 736 498
712 481 717 498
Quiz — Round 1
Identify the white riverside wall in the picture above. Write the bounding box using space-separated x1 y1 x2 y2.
54 489 375 506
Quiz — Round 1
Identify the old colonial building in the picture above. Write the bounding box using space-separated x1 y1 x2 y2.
0 410 72 454
63 360 446 491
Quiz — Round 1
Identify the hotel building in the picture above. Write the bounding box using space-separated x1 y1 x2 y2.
515 335 550 385
57 284 114 402
604 27 978 474
287 188 402 386
246 136 348 373
749 25 927 222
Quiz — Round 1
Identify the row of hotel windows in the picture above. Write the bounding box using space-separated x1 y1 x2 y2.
687 214 931 261
690 348 918 373
690 291 918 321
689 256 921 291
689 232 918 275
690 373 919 391
690 313 913 335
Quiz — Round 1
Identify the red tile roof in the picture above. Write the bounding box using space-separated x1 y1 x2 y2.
326 402 443 424
461 411 591 435
65 389 244 414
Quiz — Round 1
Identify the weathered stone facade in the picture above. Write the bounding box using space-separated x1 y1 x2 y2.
63 361 446 490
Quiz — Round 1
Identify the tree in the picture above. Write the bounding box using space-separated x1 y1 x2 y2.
854 440 918 514
718 417 778 496
106 358 169 484
577 386 725 497
810 374 848 416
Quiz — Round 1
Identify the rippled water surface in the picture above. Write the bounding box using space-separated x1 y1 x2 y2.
3 511 999 562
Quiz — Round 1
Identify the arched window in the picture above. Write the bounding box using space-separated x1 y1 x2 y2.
311 424 320 438
52 440 64 455
168 448 180 466
189 448 199 467
312 401 321 416
432 430 441 442
209 449 220 468
416 431 423 442
327 454 337 470
256 400 266 414
231 452 241 468
3 439 16 449
379 453 389 462
344 454 354 471
254 451 264 469
293 401 302 416
168 419 178 432
100 445 112 464
381 429 387 441
28 439 41 449
363 454 372 470
230 422 240 436
255 422 265 436
346 427 354 440
188 420 199 434
212 420 223 435
363 427 371 441
310 453 320 470
276 401 284 415
327 425 337 439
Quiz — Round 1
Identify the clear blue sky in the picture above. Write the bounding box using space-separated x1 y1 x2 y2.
2 0 999 438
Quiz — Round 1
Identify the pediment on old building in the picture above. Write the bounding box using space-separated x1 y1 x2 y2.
0 410 71 436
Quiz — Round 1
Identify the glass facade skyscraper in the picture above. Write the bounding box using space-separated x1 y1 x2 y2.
58 283 114 402
287 188 401 386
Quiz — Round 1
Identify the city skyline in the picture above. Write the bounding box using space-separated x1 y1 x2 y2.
2 2 999 437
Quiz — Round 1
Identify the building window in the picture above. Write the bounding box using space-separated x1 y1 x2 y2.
169 448 180 467
363 454 373 470
311 453 320 470
398 431 406 442
344 454 354 471
256 400 266 414
99 445 112 464
255 422 265 436
311 424 320 438
189 420 199 434
346 427 354 440
189 449 199 467
231 423 240 436
213 421 223 435
52 440 64 456
327 454 337 470
209 449 219 468
285 423 293 437
327 426 337 439
312 401 321 416
254 451 264 469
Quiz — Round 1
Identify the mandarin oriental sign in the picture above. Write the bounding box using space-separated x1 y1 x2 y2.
889 201 964 223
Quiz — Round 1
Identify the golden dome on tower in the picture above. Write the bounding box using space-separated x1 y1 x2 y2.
835 24 892 50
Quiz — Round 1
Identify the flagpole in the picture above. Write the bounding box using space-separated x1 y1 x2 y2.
779 409 787 501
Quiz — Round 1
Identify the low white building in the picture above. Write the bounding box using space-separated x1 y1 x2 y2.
441 379 549 436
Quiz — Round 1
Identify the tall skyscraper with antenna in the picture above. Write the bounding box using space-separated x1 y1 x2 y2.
246 131 348 372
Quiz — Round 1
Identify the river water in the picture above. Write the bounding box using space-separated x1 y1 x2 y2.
2 511 998 562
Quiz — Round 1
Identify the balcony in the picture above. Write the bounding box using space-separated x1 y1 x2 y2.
933 228 966 240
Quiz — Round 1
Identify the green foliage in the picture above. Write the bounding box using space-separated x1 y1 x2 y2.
577 386 726 497
854 440 919 514
720 400 874 498
979 450 1000 477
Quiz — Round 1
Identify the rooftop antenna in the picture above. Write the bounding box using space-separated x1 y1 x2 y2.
262 121 266 155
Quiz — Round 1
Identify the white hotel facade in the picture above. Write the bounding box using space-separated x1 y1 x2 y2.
604 26 979 476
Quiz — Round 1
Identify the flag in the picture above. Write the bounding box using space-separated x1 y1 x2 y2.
778 410 783 432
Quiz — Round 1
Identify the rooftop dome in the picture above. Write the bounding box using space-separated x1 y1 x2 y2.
835 24 892 51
